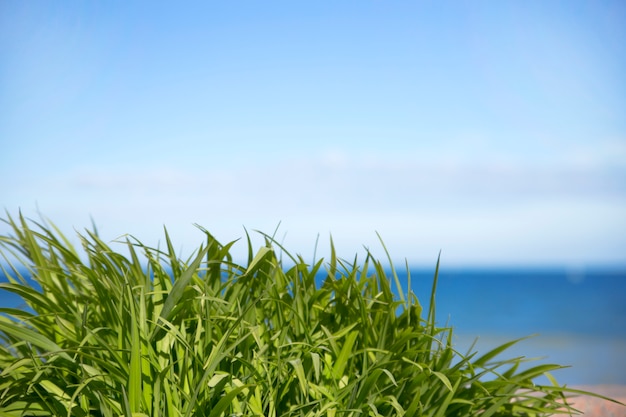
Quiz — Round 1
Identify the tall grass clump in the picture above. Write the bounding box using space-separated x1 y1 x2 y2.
0 213 620 416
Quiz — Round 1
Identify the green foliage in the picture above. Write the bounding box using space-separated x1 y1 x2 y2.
0 212 620 416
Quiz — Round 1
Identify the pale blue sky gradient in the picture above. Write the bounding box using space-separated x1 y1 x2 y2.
1 1 625 266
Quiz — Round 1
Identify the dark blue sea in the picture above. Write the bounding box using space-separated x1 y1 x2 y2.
405 268 626 338
1 267 625 385
403 267 626 386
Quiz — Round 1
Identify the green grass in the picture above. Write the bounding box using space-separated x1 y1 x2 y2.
0 212 621 416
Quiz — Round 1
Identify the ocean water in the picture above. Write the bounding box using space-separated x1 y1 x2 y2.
402 268 626 386
405 268 626 338
1 267 625 385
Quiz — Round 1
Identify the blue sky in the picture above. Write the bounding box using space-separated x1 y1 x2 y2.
1 1 625 267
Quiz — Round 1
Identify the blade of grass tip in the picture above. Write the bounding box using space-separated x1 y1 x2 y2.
559 386 626 406
375 232 405 305
246 246 272 274
312 233 320 264
89 215 99 237
472 335 535 368
17 214 48 270
254 229 299 266
277 231 288 263
419 251 441 360
163 227 182 277
45 220 80 262
4 212 31 250
125 239 147 288
328 235 337 281
427 251 442 328
252 225 283 261
405 259 413 315
243 227 254 266
512 363 569 382
268 221 282 243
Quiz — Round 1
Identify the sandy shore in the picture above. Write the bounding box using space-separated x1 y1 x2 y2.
568 386 626 416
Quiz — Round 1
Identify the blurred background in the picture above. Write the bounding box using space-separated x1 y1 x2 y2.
1 1 625 385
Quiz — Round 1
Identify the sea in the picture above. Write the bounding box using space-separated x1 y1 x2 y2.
1 267 625 386
405 267 626 386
